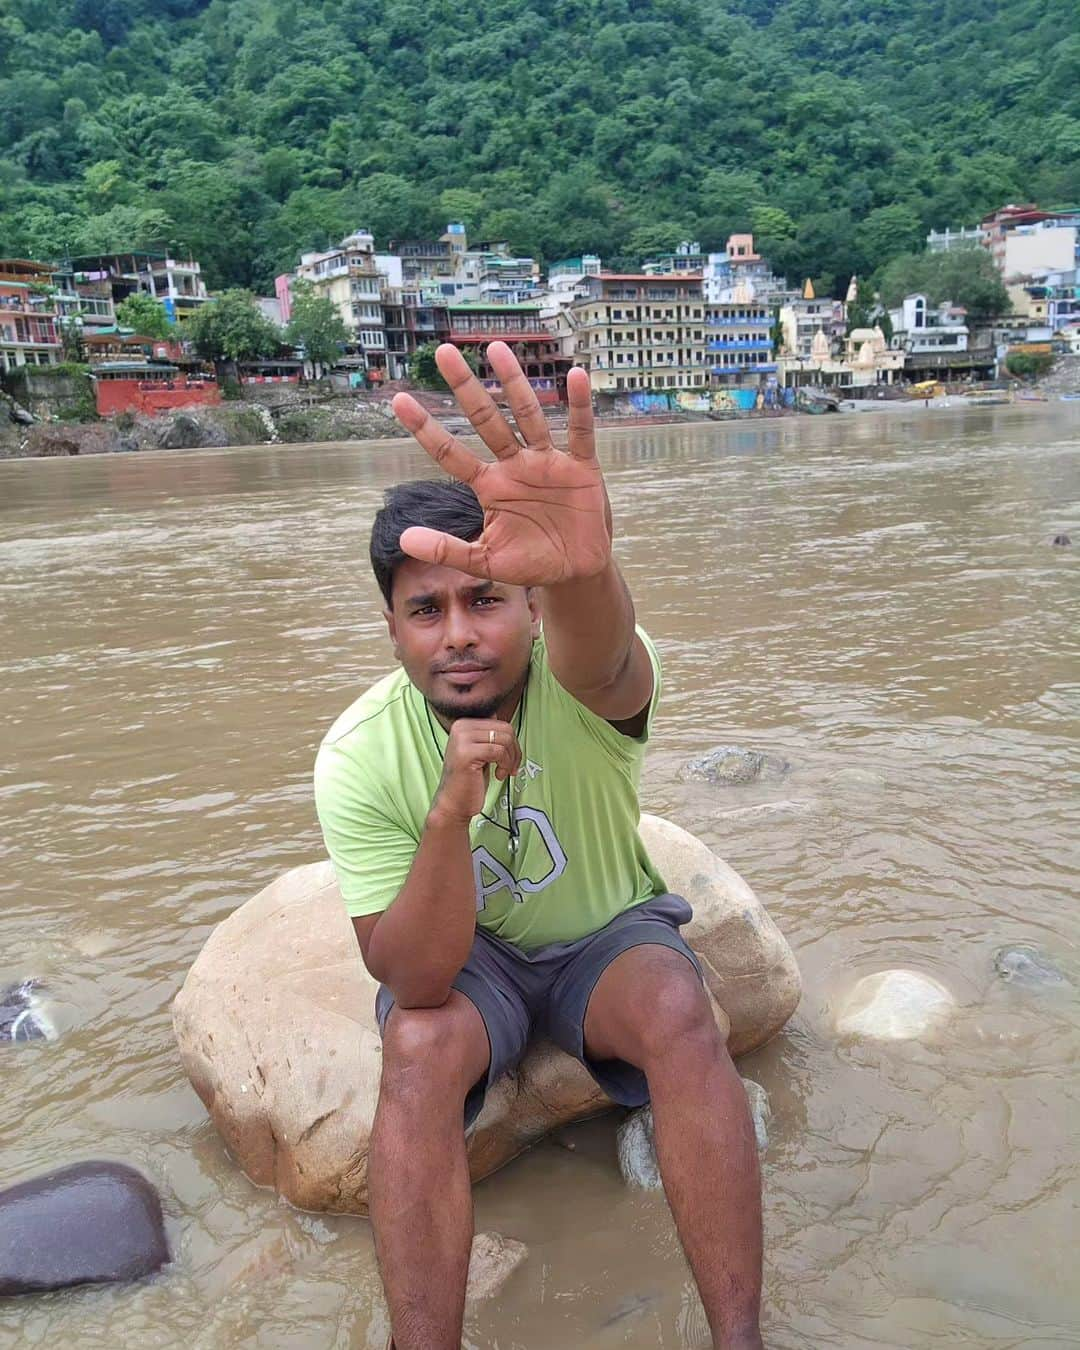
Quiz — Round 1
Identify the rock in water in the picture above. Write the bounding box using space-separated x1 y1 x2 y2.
1051 533 1071 547
173 814 801 1214
993 946 1068 988
0 981 56 1044
616 1107 662 1190
833 969 955 1041
680 746 789 786
465 1232 528 1307
617 1079 771 1190
0 1162 168 1295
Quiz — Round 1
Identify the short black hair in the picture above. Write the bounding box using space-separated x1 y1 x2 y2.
370 479 484 605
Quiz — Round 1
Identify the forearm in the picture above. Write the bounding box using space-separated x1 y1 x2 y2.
363 809 476 1009
541 558 637 695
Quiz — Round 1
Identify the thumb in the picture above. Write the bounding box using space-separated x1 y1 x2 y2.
399 526 491 577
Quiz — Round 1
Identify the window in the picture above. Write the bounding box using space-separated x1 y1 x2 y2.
616 376 624 389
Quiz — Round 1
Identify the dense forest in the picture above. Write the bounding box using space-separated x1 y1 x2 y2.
1 0 1077 296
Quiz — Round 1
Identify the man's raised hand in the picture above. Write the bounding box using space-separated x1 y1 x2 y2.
390 342 610 587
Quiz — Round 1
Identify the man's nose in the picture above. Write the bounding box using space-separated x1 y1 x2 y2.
443 602 478 649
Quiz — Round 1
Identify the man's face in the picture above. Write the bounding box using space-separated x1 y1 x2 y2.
385 557 541 722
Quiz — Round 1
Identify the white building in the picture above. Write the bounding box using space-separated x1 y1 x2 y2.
889 294 969 355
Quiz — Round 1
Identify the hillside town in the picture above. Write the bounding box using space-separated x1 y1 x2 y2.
2 201 1079 428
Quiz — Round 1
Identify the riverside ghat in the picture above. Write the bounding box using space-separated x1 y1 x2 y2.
0 405 1077 1348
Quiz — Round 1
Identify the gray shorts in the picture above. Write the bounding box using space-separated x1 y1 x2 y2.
376 892 701 1128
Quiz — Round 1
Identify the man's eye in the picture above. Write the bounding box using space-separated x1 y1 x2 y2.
414 606 438 617
474 596 497 607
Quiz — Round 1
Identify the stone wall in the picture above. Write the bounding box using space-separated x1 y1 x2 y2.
2 366 96 421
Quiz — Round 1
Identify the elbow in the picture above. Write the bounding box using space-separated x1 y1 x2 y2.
390 980 455 1011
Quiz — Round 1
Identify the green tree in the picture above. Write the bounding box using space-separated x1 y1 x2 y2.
116 291 172 338
877 246 1009 319
854 204 923 273
187 289 282 373
411 342 477 391
284 279 348 370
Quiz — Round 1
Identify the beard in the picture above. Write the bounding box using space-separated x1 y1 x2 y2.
427 689 507 722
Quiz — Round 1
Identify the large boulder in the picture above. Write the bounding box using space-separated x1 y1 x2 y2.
0 1162 168 1295
172 814 800 1214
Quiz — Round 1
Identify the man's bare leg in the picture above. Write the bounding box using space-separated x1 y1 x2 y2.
368 992 491 1350
584 947 764 1349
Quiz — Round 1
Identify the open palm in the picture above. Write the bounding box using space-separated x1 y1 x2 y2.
390 342 611 586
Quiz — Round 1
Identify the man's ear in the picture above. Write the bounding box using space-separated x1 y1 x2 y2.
383 606 401 658
525 586 542 639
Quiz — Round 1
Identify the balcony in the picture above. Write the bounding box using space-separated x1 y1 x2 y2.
707 339 774 352
706 315 770 326
711 363 777 375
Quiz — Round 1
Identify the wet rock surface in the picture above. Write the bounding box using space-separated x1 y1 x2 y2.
0 1162 168 1296
833 969 956 1041
993 946 1069 988
679 746 790 786
616 1079 770 1190
173 815 801 1214
465 1232 528 1307
0 981 54 1044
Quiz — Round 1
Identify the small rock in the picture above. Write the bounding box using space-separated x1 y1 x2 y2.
617 1079 770 1190
0 981 56 1044
1051 534 1071 547
156 413 205 450
681 746 788 786
742 1079 772 1152
993 946 1068 989
834 969 955 1041
465 1231 527 1307
0 1161 168 1295
616 1107 662 1189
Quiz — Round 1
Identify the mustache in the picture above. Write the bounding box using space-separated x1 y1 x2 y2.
431 659 493 674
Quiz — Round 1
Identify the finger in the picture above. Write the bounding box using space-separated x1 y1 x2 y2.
486 341 549 447
566 366 597 461
400 525 491 578
434 344 520 461
391 393 484 483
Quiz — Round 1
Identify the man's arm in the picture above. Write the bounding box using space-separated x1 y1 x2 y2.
353 809 476 1010
347 718 521 1009
541 562 655 732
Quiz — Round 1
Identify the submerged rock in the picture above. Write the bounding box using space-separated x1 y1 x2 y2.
0 981 56 1044
465 1231 527 1307
0 1161 168 1295
1051 533 1071 547
834 969 955 1041
993 946 1069 988
681 746 791 787
617 1079 770 1191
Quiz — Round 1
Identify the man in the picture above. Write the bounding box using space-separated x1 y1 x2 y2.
314 342 763 1350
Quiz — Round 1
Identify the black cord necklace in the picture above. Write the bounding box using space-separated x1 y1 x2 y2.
424 670 529 857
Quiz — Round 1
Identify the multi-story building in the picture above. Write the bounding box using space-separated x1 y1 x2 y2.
0 258 61 372
446 302 569 404
570 273 709 395
643 241 708 276
926 226 984 253
296 229 386 374
64 250 207 330
705 286 776 387
888 293 996 381
381 287 450 382
146 256 210 325
703 235 793 306
778 280 846 360
388 223 467 286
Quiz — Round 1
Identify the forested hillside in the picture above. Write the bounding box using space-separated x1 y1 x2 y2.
1 0 1077 293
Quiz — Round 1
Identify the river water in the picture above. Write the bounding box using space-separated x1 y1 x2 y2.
1 406 1077 1350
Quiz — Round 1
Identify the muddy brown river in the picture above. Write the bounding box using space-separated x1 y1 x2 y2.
1 406 1077 1349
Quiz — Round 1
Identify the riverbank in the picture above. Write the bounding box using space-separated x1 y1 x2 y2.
3 357 1078 459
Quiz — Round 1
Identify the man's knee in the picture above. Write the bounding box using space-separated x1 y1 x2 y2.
632 962 722 1067
379 998 487 1107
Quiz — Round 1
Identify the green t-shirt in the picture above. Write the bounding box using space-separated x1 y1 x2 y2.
313 628 666 951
